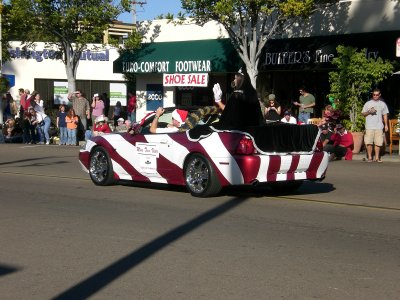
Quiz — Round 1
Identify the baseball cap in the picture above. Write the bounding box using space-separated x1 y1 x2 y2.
336 123 344 129
117 118 124 122
268 94 276 101
283 110 291 116
320 124 328 130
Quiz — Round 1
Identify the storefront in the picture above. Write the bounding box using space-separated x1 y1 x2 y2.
113 38 241 120
3 42 127 116
258 31 400 117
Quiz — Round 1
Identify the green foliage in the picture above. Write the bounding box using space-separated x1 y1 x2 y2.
180 0 337 89
0 77 10 93
4 0 129 91
329 45 393 132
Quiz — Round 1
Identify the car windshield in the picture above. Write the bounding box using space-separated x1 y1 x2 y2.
139 106 220 134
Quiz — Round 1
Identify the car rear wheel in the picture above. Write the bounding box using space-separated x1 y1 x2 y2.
184 154 221 197
89 147 116 186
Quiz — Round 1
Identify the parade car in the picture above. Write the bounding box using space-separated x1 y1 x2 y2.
79 107 329 197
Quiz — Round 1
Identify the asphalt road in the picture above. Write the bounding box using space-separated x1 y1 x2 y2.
0 144 399 299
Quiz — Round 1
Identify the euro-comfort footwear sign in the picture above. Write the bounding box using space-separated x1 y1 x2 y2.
122 60 211 74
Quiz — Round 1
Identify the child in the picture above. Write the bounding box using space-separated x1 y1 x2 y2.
65 108 79 146
57 104 68 145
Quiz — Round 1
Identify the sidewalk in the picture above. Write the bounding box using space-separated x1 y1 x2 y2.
352 150 400 163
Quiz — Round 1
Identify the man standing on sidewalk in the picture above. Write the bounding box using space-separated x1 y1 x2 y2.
67 90 90 141
361 88 389 162
294 86 315 124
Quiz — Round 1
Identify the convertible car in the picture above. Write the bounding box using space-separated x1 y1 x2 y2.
79 107 329 197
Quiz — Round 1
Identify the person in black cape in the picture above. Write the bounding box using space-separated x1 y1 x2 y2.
213 69 264 130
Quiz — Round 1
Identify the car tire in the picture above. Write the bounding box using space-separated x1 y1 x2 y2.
89 146 116 186
184 154 221 197
269 180 303 193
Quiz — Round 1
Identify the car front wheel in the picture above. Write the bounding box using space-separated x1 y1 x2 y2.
184 154 221 197
89 147 116 186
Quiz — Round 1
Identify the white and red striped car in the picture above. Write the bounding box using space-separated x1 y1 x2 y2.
79 107 329 197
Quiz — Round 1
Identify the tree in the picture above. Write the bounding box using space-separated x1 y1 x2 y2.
5 0 130 92
329 45 393 132
180 0 337 89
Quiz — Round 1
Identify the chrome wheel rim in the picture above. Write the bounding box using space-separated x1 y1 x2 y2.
186 157 209 194
90 150 109 183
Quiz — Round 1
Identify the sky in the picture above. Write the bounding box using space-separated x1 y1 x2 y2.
118 0 184 24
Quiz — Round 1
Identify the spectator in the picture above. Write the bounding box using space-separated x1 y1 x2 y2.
114 117 127 132
280 110 297 124
85 115 112 140
293 86 315 124
29 107 51 145
102 92 111 117
322 104 341 130
18 88 29 118
324 123 354 161
57 104 68 145
91 93 105 126
2 92 18 121
28 91 38 108
67 90 90 139
361 88 389 163
4 118 22 143
319 124 334 150
21 111 32 144
112 101 122 126
264 94 281 122
150 107 188 133
33 93 45 113
127 91 137 123
65 108 79 146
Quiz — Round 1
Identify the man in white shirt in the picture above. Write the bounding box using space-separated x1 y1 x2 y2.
150 107 188 134
280 110 297 124
361 88 389 162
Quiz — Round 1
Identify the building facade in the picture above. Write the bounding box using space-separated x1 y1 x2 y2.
117 0 400 120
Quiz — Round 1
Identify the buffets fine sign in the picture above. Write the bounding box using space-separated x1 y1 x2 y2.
163 73 209 87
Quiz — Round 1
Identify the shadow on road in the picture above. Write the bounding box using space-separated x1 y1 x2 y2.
0 263 19 277
52 197 248 300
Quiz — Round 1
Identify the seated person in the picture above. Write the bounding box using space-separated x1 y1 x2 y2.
324 123 354 161
264 94 281 122
4 118 23 143
320 124 334 150
150 107 188 133
280 110 297 124
85 115 112 140
114 117 128 132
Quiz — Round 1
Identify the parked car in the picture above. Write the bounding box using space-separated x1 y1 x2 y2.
79 107 329 197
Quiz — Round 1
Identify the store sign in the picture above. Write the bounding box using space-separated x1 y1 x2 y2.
146 84 163 111
54 81 69 105
264 48 379 67
163 73 209 87
122 60 211 74
264 49 335 66
396 38 400 57
8 47 109 62
110 83 127 106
